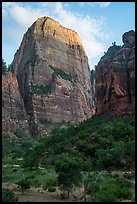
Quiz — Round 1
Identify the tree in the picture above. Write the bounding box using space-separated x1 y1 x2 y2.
55 154 82 198
16 178 31 195
2 188 18 202
2 58 7 75
112 41 116 46
22 150 39 170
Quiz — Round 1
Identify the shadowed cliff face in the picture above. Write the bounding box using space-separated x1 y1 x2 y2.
11 16 94 134
2 72 28 133
95 30 135 117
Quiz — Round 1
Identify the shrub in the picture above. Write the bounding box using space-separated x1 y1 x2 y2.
118 187 133 200
48 186 56 192
42 176 57 190
14 128 29 138
124 172 135 179
32 178 41 188
46 176 57 187
94 183 118 202
16 178 31 195
2 188 18 202
91 176 133 202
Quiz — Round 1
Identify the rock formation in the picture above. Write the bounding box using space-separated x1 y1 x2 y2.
3 17 134 135
2 72 28 133
95 30 135 117
11 16 94 134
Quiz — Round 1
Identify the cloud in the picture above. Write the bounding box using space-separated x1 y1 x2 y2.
51 3 109 58
79 2 111 8
92 2 111 8
2 2 112 69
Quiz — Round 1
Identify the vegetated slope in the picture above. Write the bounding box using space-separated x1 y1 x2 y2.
2 113 135 202
22 113 135 172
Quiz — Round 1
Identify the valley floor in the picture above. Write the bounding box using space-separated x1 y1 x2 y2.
2 182 134 202
2 183 85 202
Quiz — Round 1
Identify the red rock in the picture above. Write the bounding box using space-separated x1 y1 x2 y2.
2 72 28 133
11 16 94 134
95 30 135 117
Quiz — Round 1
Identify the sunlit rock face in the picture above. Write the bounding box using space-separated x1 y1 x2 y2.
95 30 135 117
11 16 94 133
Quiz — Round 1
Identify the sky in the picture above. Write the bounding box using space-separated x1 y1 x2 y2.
2 2 135 70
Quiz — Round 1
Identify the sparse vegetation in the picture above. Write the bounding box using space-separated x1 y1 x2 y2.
31 83 52 95
49 65 73 82
17 103 26 120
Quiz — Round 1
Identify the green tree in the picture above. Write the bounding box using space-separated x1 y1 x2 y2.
112 41 116 46
22 150 39 170
55 154 82 198
2 58 7 75
16 178 31 195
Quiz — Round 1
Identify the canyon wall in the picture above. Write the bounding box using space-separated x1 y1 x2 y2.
2 72 28 133
11 16 94 133
95 30 135 117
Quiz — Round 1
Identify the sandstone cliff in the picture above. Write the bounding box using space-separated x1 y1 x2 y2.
2 72 28 133
11 16 94 134
95 30 135 117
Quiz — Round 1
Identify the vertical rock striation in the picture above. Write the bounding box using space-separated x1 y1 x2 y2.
95 30 135 117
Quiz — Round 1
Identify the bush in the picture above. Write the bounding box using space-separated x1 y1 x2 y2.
94 183 118 202
16 178 31 195
15 128 29 138
46 176 57 187
124 172 135 179
33 179 41 188
118 187 133 200
2 188 18 202
42 176 57 190
91 175 133 202
48 186 56 192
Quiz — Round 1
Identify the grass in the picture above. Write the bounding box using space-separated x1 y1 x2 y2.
2 157 134 202
2 167 24 183
3 157 57 189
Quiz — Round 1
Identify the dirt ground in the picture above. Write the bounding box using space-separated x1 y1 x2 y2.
2 183 85 202
2 182 134 202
